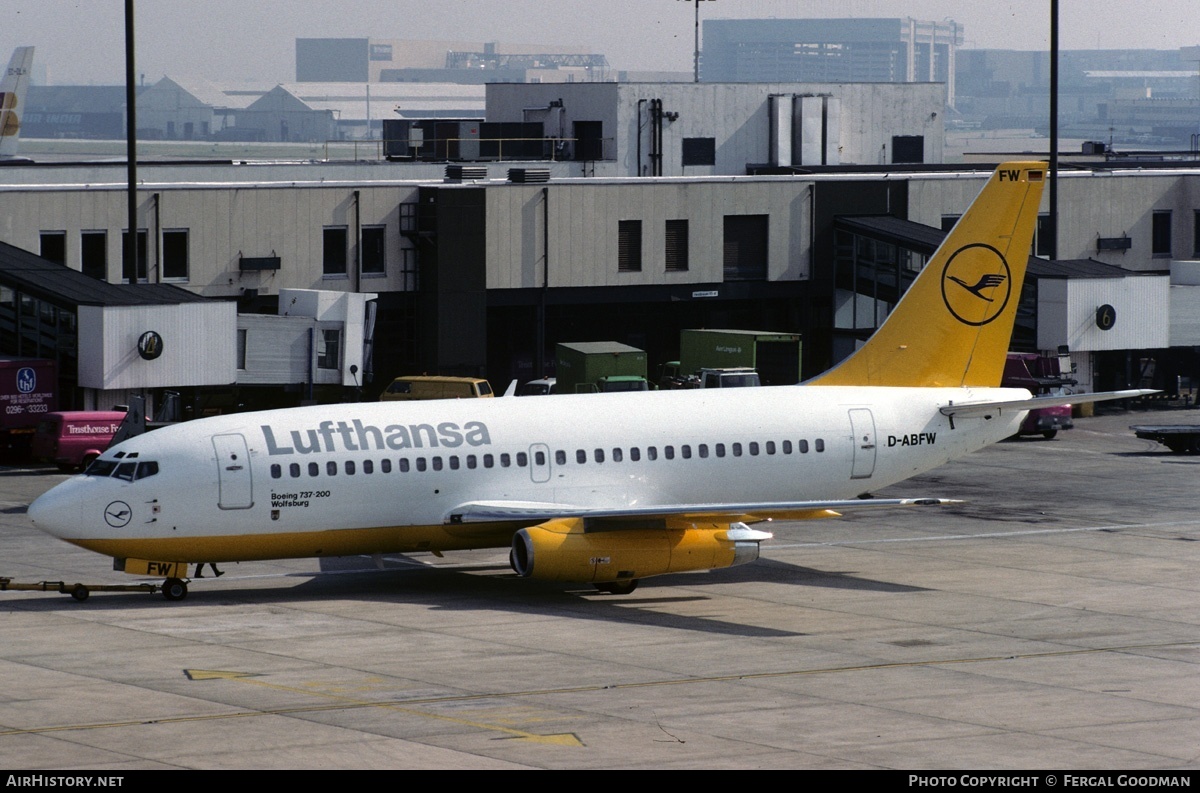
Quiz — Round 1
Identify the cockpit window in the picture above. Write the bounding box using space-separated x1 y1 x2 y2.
83 458 158 481
85 459 118 477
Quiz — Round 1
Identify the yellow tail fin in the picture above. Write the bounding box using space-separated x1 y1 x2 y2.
810 161 1047 388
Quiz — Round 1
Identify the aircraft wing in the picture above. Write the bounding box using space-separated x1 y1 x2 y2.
940 389 1157 418
445 497 960 525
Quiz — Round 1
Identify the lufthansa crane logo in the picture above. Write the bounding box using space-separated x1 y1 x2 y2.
104 501 132 528
137 330 163 360
940 243 1011 326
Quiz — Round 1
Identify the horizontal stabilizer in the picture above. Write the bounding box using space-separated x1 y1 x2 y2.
446 497 962 525
940 389 1157 418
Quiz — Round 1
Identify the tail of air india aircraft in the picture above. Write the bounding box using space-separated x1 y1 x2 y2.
0 47 34 160
810 161 1047 389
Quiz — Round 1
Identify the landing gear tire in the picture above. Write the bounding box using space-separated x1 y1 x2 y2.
161 578 188 601
70 585 89 602
595 579 638 595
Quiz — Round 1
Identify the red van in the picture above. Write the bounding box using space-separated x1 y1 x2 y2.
32 411 127 472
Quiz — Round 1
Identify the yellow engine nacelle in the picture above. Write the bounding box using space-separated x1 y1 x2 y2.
510 518 771 584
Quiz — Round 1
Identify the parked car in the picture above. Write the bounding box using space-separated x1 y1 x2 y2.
518 378 557 396
380 375 494 401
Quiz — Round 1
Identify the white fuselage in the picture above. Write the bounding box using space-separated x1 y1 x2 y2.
28 385 1028 562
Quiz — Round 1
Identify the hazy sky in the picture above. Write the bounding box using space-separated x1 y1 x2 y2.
6 0 1200 86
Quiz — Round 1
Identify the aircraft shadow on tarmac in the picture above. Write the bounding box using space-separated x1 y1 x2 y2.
0 551 932 638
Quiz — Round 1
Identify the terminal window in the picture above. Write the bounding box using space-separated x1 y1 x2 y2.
362 225 386 275
40 232 66 265
316 328 340 370
162 229 189 280
682 137 716 167
1152 211 1172 257
665 219 689 271
121 229 148 282
80 230 106 281
619 220 643 272
323 226 349 276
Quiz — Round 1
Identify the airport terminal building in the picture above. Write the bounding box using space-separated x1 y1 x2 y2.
1 82 1197 411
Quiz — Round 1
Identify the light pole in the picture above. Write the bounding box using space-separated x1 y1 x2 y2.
679 0 714 83
125 0 138 283
1049 0 1058 260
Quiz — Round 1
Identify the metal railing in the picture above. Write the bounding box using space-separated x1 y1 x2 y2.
322 136 615 163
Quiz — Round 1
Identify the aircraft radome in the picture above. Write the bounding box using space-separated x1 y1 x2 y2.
26 161 1152 601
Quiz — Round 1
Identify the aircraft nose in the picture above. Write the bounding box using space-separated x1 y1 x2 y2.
27 479 85 540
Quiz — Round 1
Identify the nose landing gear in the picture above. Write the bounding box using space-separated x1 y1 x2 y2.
161 577 188 601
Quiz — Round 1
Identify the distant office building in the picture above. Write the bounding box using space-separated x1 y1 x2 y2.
297 38 611 85
956 47 1200 141
701 18 963 106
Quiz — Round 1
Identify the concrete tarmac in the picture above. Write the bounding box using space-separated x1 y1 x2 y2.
0 406 1197 770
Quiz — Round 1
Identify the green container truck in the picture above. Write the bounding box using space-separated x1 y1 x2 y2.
555 342 650 394
675 329 802 386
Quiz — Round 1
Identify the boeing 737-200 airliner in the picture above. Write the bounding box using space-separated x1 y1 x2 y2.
27 161 1150 600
